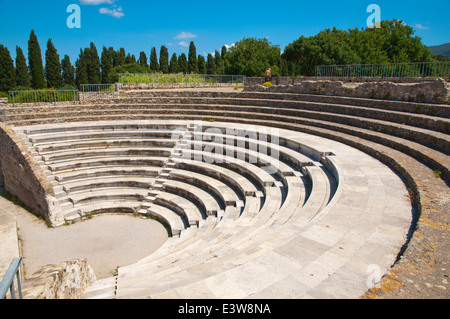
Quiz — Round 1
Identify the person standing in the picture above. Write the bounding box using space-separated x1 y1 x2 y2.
265 68 272 83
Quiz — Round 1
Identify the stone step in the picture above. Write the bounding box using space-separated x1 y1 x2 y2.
81 277 117 299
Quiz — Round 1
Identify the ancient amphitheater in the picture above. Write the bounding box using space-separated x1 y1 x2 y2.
0 78 448 299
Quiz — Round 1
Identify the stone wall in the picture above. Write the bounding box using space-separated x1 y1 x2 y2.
118 82 238 91
0 124 63 226
245 77 450 104
22 259 97 299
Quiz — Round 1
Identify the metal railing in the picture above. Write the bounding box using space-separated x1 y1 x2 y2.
8 90 79 106
315 62 450 81
80 84 117 93
79 84 117 100
119 73 246 85
0 258 23 299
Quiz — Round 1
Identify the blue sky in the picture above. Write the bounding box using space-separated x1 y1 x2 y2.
0 0 449 64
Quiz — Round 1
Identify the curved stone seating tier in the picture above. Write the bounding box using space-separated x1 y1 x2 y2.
28 131 178 146
62 177 156 195
47 157 167 173
54 166 162 183
41 147 173 164
35 139 176 154
4 88 433 298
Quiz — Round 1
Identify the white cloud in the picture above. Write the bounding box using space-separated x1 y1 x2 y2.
80 0 115 5
224 43 235 50
177 41 189 48
174 32 198 40
415 24 429 30
99 6 125 18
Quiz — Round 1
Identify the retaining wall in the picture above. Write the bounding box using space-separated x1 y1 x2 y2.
22 259 96 299
245 77 450 104
118 82 239 91
0 124 63 226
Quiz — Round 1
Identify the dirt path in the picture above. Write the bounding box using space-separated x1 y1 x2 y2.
0 195 168 280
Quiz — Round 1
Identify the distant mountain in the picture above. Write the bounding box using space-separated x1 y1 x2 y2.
428 43 450 57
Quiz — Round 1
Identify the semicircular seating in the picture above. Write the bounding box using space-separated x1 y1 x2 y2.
3 87 447 299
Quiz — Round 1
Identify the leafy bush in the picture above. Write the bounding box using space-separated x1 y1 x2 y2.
8 88 78 104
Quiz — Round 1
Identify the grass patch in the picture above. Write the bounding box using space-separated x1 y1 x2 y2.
433 170 442 179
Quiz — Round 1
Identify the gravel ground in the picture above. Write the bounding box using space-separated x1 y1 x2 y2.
0 195 168 280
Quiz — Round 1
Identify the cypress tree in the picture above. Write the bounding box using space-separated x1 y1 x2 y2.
100 46 113 84
221 45 227 59
113 48 126 67
75 49 88 87
86 42 100 84
125 53 136 64
0 45 16 92
178 53 188 74
214 50 224 74
206 54 216 75
139 51 148 68
150 47 159 72
15 46 30 88
61 55 75 87
169 53 178 73
45 39 63 88
188 41 198 74
198 55 206 74
159 45 169 74
28 30 45 89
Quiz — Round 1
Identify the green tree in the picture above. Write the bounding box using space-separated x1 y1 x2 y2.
376 19 432 62
280 57 289 76
198 55 206 74
225 37 281 77
282 19 433 76
139 51 148 68
221 45 227 59
150 47 159 72
0 45 16 92
61 55 75 87
206 53 216 75
178 53 188 74
75 49 88 87
282 30 360 76
113 48 126 67
125 53 136 64
169 53 178 73
45 39 63 88
101 47 113 84
214 50 224 74
188 41 198 74
85 42 101 84
159 45 169 74
15 46 30 87
28 30 45 89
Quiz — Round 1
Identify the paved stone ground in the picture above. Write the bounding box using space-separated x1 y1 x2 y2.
0 194 168 280
364 175 449 299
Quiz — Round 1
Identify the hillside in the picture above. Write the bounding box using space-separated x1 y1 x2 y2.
429 43 450 57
